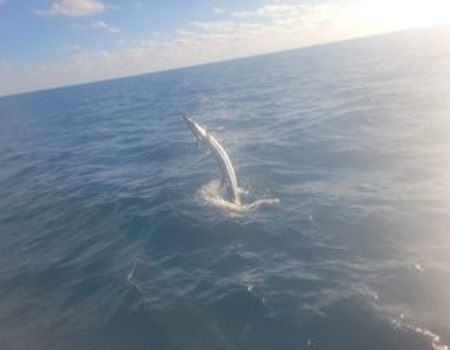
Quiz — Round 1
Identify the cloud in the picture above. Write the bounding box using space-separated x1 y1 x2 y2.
233 4 305 18
179 3 362 53
37 0 105 17
0 0 6 6
91 20 120 33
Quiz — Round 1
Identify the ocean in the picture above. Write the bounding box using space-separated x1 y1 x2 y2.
0 25 449 350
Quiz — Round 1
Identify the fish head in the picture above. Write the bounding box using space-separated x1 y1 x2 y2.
182 115 208 144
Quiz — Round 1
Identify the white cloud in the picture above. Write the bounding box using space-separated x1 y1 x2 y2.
91 20 120 33
37 0 105 17
233 4 306 19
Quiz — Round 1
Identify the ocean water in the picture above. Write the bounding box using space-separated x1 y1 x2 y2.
1 25 450 350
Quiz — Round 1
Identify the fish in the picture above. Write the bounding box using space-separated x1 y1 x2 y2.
181 113 241 205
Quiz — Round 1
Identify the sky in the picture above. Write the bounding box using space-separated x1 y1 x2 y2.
0 0 449 96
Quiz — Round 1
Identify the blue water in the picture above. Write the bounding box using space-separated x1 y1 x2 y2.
1 25 450 350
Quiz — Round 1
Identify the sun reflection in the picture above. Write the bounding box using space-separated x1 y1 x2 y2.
359 0 450 31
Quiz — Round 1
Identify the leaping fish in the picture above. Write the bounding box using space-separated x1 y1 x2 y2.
181 113 241 205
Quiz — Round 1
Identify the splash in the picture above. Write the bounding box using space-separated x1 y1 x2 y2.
392 314 449 350
198 180 279 214
181 113 278 213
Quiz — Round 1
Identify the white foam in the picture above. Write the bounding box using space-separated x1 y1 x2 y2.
198 180 279 214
